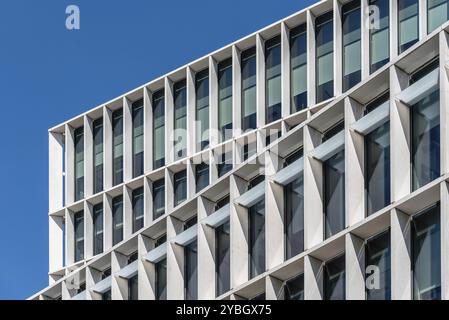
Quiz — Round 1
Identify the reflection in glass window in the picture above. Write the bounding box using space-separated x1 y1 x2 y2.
132 99 144 177
218 59 233 141
316 11 334 103
93 118 103 194
369 0 389 73
156 258 167 300
196 163 209 193
412 204 441 300
324 254 345 300
342 0 361 92
366 230 391 300
216 221 230 297
132 187 144 233
153 90 165 169
284 273 304 300
112 195 123 245
174 170 187 206
153 178 165 220
74 127 84 201
196 69 209 151
249 200 265 279
112 109 123 186
93 203 103 255
428 0 449 33
285 173 304 259
242 47 257 131
74 210 84 262
185 241 198 300
398 0 419 53
128 275 138 300
266 35 282 124
290 24 307 112
174 80 187 160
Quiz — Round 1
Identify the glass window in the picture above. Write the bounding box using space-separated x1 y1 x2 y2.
153 90 165 169
324 254 345 300
93 203 103 255
249 199 265 279
196 69 209 151
217 151 232 178
153 178 165 220
74 127 84 201
242 47 257 131
266 35 282 124
342 0 361 92
265 129 281 146
102 290 111 300
112 195 123 245
195 162 209 193
324 149 345 239
365 122 390 216
398 0 419 53
112 109 123 186
285 173 304 259
243 140 257 161
411 66 440 191
132 187 144 233
412 204 441 300
128 275 138 300
156 258 167 300
185 241 198 300
284 273 304 300
93 118 103 194
290 24 307 112
174 80 187 160
174 170 187 206
428 0 449 33
74 210 84 262
218 58 233 141
366 230 391 300
370 0 390 73
316 11 334 103
216 220 230 297
284 148 303 167
132 99 144 178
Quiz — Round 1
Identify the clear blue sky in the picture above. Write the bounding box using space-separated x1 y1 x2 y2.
0 0 315 299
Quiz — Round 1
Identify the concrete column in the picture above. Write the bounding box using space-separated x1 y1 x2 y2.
230 174 249 288
104 107 113 190
265 151 285 270
104 193 113 251
281 22 291 118
144 87 153 172
390 0 399 60
49 215 64 277
86 266 102 300
85 201 93 259
266 275 284 300
439 31 449 174
210 56 219 147
232 45 242 138
165 168 175 212
256 33 266 128
304 254 323 300
166 216 185 299
49 131 64 212
345 97 365 226
390 65 411 201
304 125 324 249
123 97 133 182
65 124 75 205
65 209 74 266
307 10 317 106
334 0 343 96
84 115 93 198
187 159 196 199
198 196 216 299
111 250 128 300
187 67 196 157
390 208 412 300
419 0 427 40
138 234 154 300
440 181 449 299
345 233 366 300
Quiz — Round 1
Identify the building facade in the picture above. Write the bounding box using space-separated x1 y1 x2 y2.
31 0 449 300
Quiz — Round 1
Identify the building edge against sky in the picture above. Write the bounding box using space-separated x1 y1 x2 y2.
33 0 449 300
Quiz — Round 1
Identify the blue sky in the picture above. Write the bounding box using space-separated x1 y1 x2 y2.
0 0 315 299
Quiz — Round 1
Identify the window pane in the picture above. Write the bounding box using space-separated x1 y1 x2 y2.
242 47 257 130
195 163 209 193
74 127 84 201
249 200 265 279
185 241 198 300
174 80 187 160
93 203 103 255
412 204 441 300
218 58 233 141
132 99 144 178
113 109 123 186
153 90 165 169
128 275 138 300
324 254 345 300
324 150 345 238
428 0 449 33
316 12 334 103
93 118 103 194
74 210 84 262
216 221 230 296
342 1 361 91
398 0 419 53
156 258 167 300
366 230 391 300
370 0 390 73
112 196 123 245
153 178 165 219
290 24 307 112
196 69 209 151
174 170 187 206
366 122 390 215
266 35 282 124
285 175 304 259
284 273 304 300
132 187 144 233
